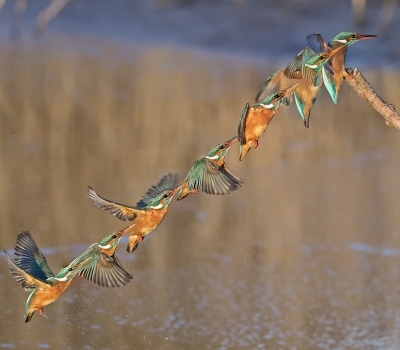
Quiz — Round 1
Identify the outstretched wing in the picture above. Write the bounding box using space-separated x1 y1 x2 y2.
13 231 54 281
74 247 133 287
284 49 306 80
186 158 207 192
286 48 320 84
238 103 250 145
136 173 178 208
87 187 142 221
306 34 329 53
221 163 243 189
201 160 242 195
5 251 50 290
255 70 283 103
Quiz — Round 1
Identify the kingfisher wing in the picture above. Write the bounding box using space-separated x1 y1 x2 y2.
284 50 306 80
201 160 241 195
303 48 324 84
136 173 178 208
238 103 250 145
220 163 243 190
285 47 318 84
6 251 50 290
13 231 54 281
186 157 207 192
306 34 329 53
255 70 283 103
87 187 142 221
322 66 338 104
74 247 132 287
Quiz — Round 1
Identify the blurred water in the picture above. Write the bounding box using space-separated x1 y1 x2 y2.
0 42 400 349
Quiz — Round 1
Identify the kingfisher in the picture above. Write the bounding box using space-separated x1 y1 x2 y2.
68 225 134 287
238 83 299 160
88 173 179 253
255 44 344 128
6 231 93 323
306 31 377 104
176 136 242 200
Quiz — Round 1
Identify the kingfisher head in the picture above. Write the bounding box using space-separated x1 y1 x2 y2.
145 187 180 210
205 136 238 161
258 83 299 110
305 45 345 71
331 31 377 47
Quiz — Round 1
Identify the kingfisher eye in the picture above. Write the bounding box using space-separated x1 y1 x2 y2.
274 94 279 98
351 35 356 38
112 234 118 238
219 145 224 149
163 194 169 198
319 56 324 60
68 267 73 272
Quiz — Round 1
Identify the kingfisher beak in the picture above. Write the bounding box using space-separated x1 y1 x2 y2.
226 136 238 147
119 223 136 236
358 34 378 40
326 44 345 58
172 185 183 195
281 83 299 96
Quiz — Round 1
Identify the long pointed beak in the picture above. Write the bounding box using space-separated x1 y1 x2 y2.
119 223 136 236
326 44 345 58
226 136 238 146
281 83 299 96
172 184 183 195
358 34 378 40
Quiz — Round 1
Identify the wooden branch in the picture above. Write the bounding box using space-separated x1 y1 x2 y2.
344 67 400 131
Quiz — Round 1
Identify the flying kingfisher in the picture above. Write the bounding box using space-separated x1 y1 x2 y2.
88 173 179 253
6 231 93 322
306 31 377 104
176 136 242 200
238 82 298 160
68 225 134 287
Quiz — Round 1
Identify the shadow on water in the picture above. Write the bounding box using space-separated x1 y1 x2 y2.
0 41 400 349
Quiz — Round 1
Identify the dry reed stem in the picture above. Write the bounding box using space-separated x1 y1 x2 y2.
345 67 400 131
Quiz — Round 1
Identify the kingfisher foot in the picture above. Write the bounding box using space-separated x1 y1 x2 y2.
38 308 45 316
345 68 354 79
194 190 199 194
253 140 259 149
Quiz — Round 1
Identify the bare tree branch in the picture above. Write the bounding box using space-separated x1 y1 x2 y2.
344 68 400 131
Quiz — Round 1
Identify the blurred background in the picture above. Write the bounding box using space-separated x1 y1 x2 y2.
0 1 400 349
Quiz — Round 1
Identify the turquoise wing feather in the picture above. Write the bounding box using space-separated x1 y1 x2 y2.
322 66 338 104
5 250 50 289
13 231 54 282
238 103 250 145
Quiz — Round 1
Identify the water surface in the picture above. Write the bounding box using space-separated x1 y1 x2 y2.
0 43 400 349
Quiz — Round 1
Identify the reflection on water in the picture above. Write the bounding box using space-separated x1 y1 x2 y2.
0 41 400 349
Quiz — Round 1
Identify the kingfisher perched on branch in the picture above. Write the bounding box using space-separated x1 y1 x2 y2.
306 31 377 104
